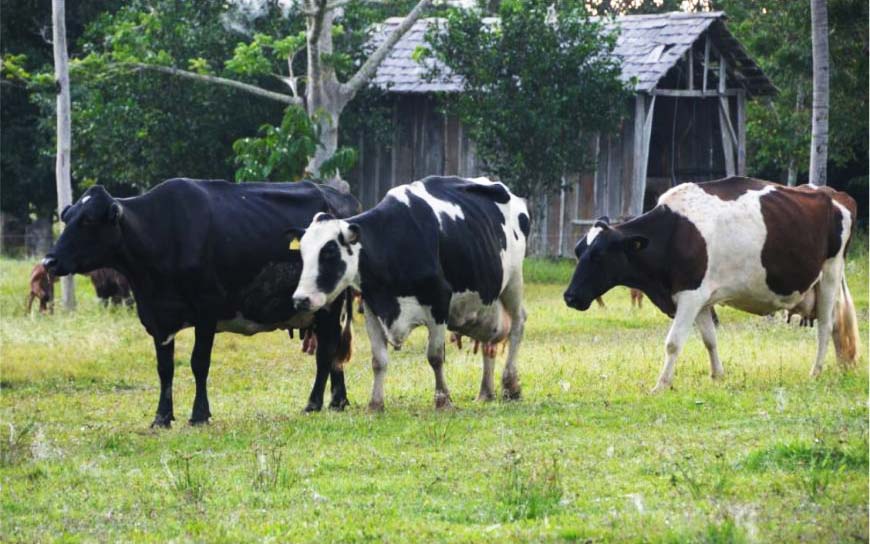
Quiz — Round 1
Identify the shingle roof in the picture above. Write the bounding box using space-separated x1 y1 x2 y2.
370 11 776 96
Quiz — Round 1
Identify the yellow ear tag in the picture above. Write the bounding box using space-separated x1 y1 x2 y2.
289 238 301 251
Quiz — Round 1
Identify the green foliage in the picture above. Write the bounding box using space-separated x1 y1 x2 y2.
425 1 631 196
718 0 868 184
232 106 319 181
232 106 358 181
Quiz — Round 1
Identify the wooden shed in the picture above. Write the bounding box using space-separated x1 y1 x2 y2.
348 11 776 255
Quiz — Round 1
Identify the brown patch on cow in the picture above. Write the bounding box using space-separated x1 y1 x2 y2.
759 186 853 296
697 176 772 202
668 212 708 293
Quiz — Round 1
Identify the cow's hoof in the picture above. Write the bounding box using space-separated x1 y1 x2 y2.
367 400 385 413
502 387 522 401
328 398 349 412
303 402 323 413
435 392 453 410
188 417 210 426
477 390 495 402
150 414 174 429
650 383 671 394
710 370 725 380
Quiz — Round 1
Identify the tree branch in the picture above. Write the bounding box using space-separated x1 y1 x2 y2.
340 0 433 99
125 62 302 105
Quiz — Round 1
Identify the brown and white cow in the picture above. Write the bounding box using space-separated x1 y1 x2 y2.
563 177 859 392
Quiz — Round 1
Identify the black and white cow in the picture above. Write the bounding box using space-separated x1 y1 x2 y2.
290 176 530 410
563 177 859 392
43 179 360 427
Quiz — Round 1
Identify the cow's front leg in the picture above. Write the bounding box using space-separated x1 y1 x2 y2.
695 306 723 379
364 309 389 412
427 324 452 410
151 338 175 428
189 323 215 425
306 300 343 412
651 295 705 393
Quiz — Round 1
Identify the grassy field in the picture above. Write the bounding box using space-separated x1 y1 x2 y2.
1 247 867 543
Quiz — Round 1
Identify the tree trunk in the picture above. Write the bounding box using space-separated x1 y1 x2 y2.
304 5 349 191
52 0 75 310
809 0 829 186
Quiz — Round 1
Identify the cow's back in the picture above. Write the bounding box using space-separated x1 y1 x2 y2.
395 176 528 304
659 177 852 304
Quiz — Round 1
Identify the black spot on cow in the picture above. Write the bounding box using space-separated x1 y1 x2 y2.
315 213 335 223
518 213 530 238
316 240 347 294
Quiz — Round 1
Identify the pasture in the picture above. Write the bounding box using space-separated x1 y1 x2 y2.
1 248 867 543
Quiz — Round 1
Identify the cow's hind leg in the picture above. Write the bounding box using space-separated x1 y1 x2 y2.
695 306 723 379
810 262 841 377
500 279 526 401
364 309 389 412
478 353 496 402
427 324 453 409
651 294 705 393
189 323 215 425
151 338 176 428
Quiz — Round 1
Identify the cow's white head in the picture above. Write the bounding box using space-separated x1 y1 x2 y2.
290 212 361 312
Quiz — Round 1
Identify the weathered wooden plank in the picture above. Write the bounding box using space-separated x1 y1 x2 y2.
628 94 646 217
736 89 747 176
702 34 710 92
652 89 739 97
687 47 693 90
718 57 736 176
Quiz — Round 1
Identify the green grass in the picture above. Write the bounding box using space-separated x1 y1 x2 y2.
1 247 868 543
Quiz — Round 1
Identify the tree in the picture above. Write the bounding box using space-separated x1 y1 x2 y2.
809 0 830 186
52 0 75 309
109 0 434 189
424 1 630 196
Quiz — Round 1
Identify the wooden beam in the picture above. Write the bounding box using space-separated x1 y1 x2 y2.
630 95 646 216
702 34 710 92
736 90 747 176
718 56 736 176
652 89 739 98
687 48 694 90
639 94 656 213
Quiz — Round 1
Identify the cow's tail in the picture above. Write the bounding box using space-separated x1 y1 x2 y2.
335 289 354 366
832 275 860 367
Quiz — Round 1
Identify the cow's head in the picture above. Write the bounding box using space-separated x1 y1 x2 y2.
290 212 360 312
43 185 124 277
563 218 648 310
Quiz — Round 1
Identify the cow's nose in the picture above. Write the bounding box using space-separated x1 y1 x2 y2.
563 292 577 306
42 256 57 270
293 296 311 312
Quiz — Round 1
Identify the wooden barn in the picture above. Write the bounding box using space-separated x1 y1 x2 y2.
347 11 776 255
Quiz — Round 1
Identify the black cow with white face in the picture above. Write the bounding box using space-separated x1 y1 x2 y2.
290 176 530 410
43 178 360 427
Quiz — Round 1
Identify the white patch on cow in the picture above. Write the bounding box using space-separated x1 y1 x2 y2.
81 195 92 204
387 182 465 227
377 296 435 348
585 225 603 246
659 183 807 312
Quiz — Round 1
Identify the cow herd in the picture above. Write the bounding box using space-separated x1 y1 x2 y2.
41 175 859 427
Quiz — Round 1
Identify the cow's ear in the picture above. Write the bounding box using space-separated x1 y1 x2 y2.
346 223 360 245
622 235 648 253
594 216 611 229
108 202 123 224
60 204 71 223
286 227 306 251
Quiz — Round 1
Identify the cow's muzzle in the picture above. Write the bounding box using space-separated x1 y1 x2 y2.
293 296 312 312
42 255 65 276
563 292 591 311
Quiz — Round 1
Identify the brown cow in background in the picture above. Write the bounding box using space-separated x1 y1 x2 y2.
27 262 57 314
